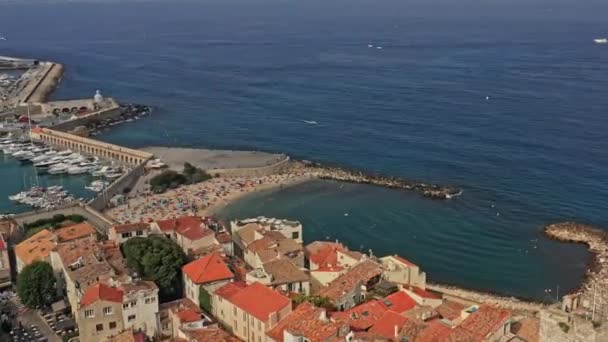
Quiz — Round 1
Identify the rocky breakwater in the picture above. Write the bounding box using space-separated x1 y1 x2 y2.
299 161 461 199
544 222 608 314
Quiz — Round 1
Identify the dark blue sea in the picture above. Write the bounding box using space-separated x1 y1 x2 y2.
1 0 607 300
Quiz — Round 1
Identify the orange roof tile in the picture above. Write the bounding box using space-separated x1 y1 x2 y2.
331 300 388 331
112 222 149 234
176 309 202 323
80 283 123 306
184 328 240 342
392 254 417 267
369 311 409 341
305 241 345 268
416 320 453 342
512 317 540 342
214 281 246 300
54 222 96 242
380 291 417 314
451 305 511 341
182 252 234 284
408 286 441 299
156 216 213 241
267 302 345 342
318 259 383 301
437 300 466 321
219 282 290 321
15 229 56 266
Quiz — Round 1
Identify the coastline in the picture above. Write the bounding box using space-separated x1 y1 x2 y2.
543 222 608 314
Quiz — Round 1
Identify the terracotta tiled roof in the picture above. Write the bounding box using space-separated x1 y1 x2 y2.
214 281 246 300
262 259 309 285
267 302 346 342
184 328 240 342
54 236 100 266
408 286 441 299
305 241 345 268
331 300 388 331
511 317 540 342
156 216 213 241
399 318 427 341
218 282 290 321
380 291 417 314
369 311 409 341
182 252 234 284
450 305 511 341
437 300 466 321
416 320 453 342
15 229 56 266
80 283 123 306
176 309 202 323
317 259 383 301
54 222 96 242
112 222 149 234
392 254 417 267
235 223 263 246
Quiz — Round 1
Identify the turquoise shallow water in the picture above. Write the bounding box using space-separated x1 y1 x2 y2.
1 0 607 300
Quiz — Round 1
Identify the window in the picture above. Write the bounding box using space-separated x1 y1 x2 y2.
96 324 103 332
109 321 117 329
292 232 299 239
102 306 112 315
257 320 261 330
130 301 137 308
234 321 238 331
136 230 143 236
145 297 156 304
123 303 129 309
84 309 94 318
233 307 237 315
243 311 246 321
162 322 169 330
121 232 132 238
128 314 136 322
221 309 224 317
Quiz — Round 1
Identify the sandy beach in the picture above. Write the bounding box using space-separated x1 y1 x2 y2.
104 172 312 223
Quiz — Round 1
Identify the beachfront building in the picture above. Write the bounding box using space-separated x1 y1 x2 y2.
108 222 151 244
231 216 303 244
243 232 304 269
15 222 96 273
266 302 351 342
316 259 384 311
0 233 10 288
212 281 292 342
304 241 364 291
379 254 427 290
150 216 219 255
245 258 310 295
182 252 235 307
231 217 303 259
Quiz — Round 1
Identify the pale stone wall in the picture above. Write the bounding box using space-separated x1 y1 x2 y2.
121 288 159 337
77 300 124 342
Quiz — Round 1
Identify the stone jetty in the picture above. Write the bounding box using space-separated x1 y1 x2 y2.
544 222 608 320
297 161 461 200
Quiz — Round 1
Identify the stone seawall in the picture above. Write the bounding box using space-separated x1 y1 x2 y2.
294 161 461 200
543 222 608 321
88 162 148 213
50 104 122 132
209 155 292 177
12 203 114 234
24 63 64 103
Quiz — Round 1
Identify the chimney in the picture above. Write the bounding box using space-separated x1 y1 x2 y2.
319 309 328 322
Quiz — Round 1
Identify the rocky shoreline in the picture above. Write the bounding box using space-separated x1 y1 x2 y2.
296 161 462 200
543 222 608 314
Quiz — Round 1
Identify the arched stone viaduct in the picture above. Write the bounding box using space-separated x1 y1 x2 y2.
31 128 153 166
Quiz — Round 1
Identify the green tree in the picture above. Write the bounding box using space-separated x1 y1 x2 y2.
293 294 334 310
17 261 56 309
199 286 212 312
122 236 187 301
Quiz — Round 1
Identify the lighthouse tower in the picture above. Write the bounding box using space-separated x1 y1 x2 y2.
93 90 104 104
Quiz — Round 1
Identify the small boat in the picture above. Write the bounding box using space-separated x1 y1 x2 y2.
48 163 70 174
85 180 108 192
302 120 318 125
67 166 89 175
91 166 111 177
15 151 36 161
594 38 607 44
56 149 73 156
105 171 123 179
